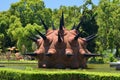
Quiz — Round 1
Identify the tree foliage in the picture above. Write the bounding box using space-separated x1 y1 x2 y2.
0 0 119 57
96 0 120 57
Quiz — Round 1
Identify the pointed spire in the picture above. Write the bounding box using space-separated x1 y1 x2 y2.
39 17 48 31
59 18 63 30
27 36 37 42
85 34 95 39
52 21 56 30
66 53 74 57
58 33 62 42
75 21 82 31
74 33 81 40
24 52 37 56
61 11 64 26
75 15 84 30
45 53 53 56
35 29 47 40
59 12 64 30
85 34 97 42
29 31 40 39
84 53 101 57
71 23 76 30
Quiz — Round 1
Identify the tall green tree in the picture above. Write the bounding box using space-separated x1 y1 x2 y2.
9 0 52 27
96 0 120 57
80 0 99 52
0 11 12 52
12 23 42 52
7 0 52 51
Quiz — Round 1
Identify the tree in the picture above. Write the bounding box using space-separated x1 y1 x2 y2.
12 23 43 52
0 0 104 55
80 0 99 52
7 0 52 52
9 0 52 27
0 11 11 52
96 0 120 57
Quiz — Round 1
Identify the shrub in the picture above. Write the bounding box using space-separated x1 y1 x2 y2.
0 68 120 80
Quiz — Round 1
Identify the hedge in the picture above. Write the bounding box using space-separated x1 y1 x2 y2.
0 68 120 80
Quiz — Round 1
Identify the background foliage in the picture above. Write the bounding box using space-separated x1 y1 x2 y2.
0 0 120 62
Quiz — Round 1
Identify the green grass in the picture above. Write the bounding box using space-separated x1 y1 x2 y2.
0 62 120 80
0 61 119 73
0 60 37 64
0 68 119 75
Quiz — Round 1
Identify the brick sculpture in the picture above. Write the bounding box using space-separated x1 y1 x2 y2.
27 12 100 69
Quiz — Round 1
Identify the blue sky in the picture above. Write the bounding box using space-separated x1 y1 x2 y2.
0 0 99 12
